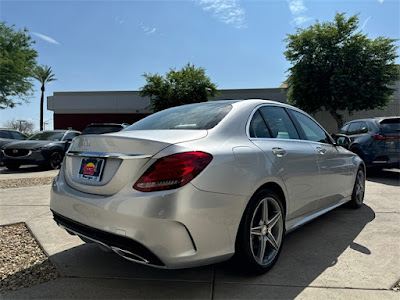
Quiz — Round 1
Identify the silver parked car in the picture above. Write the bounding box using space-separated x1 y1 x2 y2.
50 100 365 273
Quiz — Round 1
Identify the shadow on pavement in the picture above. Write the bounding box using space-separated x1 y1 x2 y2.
213 204 376 299
0 165 47 174
8 204 373 299
366 168 400 187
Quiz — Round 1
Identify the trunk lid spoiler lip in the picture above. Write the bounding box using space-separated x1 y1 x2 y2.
66 151 152 160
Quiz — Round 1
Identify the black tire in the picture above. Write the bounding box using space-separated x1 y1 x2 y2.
48 151 63 170
5 164 20 171
347 167 366 209
234 189 285 274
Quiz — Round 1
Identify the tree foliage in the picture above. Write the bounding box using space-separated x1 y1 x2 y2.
284 13 399 129
0 22 38 109
140 63 219 112
32 65 57 131
3 119 34 134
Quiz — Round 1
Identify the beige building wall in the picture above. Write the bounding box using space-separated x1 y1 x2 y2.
48 79 399 134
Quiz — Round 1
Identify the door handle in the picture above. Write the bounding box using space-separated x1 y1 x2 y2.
272 147 287 157
316 147 326 154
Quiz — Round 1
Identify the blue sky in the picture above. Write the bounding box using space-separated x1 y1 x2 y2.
0 0 399 131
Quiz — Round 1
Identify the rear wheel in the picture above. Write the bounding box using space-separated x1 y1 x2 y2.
5 163 20 171
235 190 285 274
347 167 365 209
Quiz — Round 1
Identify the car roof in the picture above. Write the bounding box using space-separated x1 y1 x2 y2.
345 117 400 124
85 123 125 126
0 128 20 132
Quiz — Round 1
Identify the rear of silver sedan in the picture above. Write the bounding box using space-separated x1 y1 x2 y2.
50 130 249 269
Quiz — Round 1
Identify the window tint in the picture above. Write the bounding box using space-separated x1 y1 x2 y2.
126 103 232 130
347 122 362 135
82 126 123 134
29 132 65 141
249 111 271 138
259 106 299 140
11 131 26 140
291 110 330 143
380 118 400 135
63 132 80 140
0 130 11 138
339 123 350 134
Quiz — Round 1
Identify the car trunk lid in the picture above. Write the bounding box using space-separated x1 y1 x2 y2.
64 130 207 195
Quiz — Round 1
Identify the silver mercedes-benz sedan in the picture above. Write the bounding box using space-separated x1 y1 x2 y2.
50 99 365 273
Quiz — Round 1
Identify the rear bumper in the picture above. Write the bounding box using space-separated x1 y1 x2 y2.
50 167 249 269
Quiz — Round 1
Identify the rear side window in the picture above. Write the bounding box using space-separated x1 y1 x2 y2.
126 103 232 130
290 110 330 143
347 122 362 135
249 111 271 138
259 106 299 140
380 118 400 135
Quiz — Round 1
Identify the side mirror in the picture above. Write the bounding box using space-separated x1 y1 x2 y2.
332 134 351 149
65 138 73 143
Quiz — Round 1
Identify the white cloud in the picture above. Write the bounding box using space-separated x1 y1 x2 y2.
139 22 157 35
32 32 60 45
361 16 371 30
378 0 384 4
288 0 311 26
292 16 312 26
197 0 246 29
115 16 125 24
289 0 307 15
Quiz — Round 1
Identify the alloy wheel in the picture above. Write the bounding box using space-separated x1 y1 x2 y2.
50 152 62 169
249 197 284 266
355 169 365 205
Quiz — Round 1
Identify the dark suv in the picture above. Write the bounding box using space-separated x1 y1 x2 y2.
81 123 128 135
337 117 400 169
0 129 28 165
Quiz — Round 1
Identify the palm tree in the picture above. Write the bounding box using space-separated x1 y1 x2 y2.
33 65 57 131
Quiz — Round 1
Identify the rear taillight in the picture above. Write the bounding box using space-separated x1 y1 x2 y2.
372 134 400 140
133 151 213 192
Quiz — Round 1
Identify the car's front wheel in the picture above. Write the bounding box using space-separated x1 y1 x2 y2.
235 189 285 274
49 151 63 170
347 167 366 209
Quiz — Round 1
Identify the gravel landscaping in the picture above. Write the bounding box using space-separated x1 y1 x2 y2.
0 223 60 295
0 177 54 189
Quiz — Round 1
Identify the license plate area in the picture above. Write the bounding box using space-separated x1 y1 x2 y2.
78 157 105 182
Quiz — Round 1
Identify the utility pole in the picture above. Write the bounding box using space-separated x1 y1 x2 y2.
16 120 26 132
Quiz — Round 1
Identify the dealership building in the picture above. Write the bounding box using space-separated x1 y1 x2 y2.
47 81 400 134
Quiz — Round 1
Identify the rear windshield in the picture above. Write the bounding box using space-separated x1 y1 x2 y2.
125 103 232 130
380 118 400 135
82 126 123 134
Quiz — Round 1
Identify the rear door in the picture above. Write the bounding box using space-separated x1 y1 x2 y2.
249 105 321 220
289 109 354 208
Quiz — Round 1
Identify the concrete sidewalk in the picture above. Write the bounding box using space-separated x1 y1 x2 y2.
1 171 399 299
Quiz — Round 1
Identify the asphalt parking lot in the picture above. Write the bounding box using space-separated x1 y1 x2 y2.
0 167 399 299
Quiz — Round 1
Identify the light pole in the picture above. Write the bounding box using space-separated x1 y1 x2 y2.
43 118 53 130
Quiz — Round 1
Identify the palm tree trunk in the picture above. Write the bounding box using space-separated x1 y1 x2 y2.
40 85 44 131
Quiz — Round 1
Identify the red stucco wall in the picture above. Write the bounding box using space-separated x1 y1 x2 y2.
54 113 150 131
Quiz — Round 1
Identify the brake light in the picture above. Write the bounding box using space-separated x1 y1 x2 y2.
133 151 213 192
372 134 400 140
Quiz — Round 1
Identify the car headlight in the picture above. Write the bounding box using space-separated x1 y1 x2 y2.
33 147 46 151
